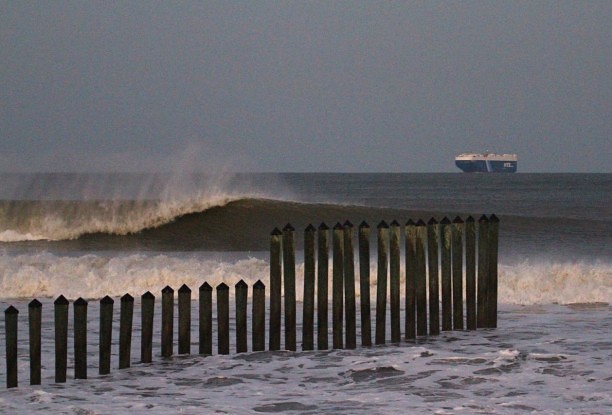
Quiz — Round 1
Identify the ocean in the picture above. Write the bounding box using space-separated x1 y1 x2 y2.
0 173 610 414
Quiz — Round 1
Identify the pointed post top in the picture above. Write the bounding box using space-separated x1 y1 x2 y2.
271 227 282 236
29 299 42 308
74 297 88 306
121 293 134 302
406 219 416 226
305 224 316 232
253 280 265 289
489 214 499 223
235 280 248 289
440 217 451 225
178 284 191 294
390 219 400 227
283 223 295 232
427 217 438 225
217 282 229 290
453 216 464 224
100 295 114 305
162 285 174 294
359 220 369 229
465 215 475 223
318 222 329 231
478 214 489 223
5 305 18 315
416 219 426 227
343 220 354 228
377 220 389 229
142 291 155 300
199 282 212 291
333 222 344 230
54 295 69 305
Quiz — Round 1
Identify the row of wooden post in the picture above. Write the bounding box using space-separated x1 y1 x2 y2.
3 215 499 388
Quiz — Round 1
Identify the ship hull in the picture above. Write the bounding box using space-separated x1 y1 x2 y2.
455 160 517 173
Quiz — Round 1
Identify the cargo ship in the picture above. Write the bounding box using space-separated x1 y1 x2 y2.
455 153 517 173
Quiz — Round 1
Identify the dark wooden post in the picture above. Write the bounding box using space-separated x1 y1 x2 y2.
415 220 428 336
375 221 389 345
28 299 42 385
161 286 174 358
54 295 69 383
5 306 18 388
252 280 266 352
343 220 357 349
332 223 344 349
426 218 440 336
141 291 155 363
465 216 477 330
283 223 296 351
488 214 499 328
73 297 88 379
199 282 212 355
269 228 282 351
119 294 134 369
358 221 372 347
477 215 490 328
389 220 401 343
302 224 316 351
317 223 329 350
452 217 464 330
178 284 191 355
440 217 452 331
405 220 417 340
99 295 114 375
217 283 230 355
235 280 248 353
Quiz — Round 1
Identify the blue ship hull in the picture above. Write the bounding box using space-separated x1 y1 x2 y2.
455 160 517 173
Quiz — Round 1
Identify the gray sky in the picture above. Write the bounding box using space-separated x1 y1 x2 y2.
1 1 610 172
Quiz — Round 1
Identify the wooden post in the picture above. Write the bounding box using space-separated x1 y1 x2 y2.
389 220 401 343
452 217 464 330
375 221 389 345
317 223 329 350
199 282 212 355
302 224 316 351
178 284 191 355
415 221 428 336
252 280 266 352
217 283 230 355
269 228 282 351
488 214 499 328
426 218 440 336
477 215 490 328
235 280 248 353
141 291 155 363
283 223 296 351
99 295 114 375
465 216 477 330
54 295 69 383
73 297 88 379
358 221 372 347
119 294 134 369
440 217 452 331
5 306 18 388
405 220 417 340
343 220 357 349
332 223 344 349
161 286 174 358
28 299 42 385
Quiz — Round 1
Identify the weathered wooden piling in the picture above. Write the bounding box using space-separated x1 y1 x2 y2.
161 286 174 358
358 221 372 346
426 218 440 336
415 221 428 336
73 297 88 379
465 216 477 330
28 299 42 385
389 220 401 343
302 224 316 351
440 217 453 331
332 223 344 349
217 283 230 355
452 217 464 330
405 220 417 340
235 280 248 353
375 221 389 345
269 228 282 351
141 291 155 363
252 280 266 352
283 223 297 351
199 283 212 355
488 214 499 328
119 294 134 368
477 215 490 328
343 220 357 349
54 295 69 383
5 306 18 388
178 284 191 355
99 295 114 375
317 223 329 350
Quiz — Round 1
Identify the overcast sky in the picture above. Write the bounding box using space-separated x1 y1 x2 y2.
1 1 610 172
